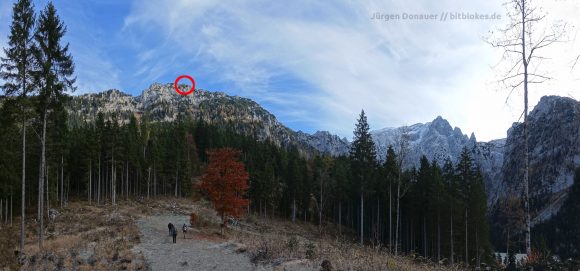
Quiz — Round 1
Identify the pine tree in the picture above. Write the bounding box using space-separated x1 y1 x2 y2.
314 154 332 232
394 127 410 255
468 168 491 266
456 148 473 263
416 155 432 257
442 158 456 264
383 146 397 248
430 160 445 262
32 2 75 249
349 110 377 245
331 156 350 234
0 0 36 254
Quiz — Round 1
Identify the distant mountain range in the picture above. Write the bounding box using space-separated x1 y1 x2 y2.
68 83 579 224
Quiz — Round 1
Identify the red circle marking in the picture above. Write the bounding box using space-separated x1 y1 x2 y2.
174 75 196 96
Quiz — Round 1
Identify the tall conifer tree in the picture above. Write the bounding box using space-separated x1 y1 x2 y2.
349 110 377 245
32 2 75 249
0 0 36 254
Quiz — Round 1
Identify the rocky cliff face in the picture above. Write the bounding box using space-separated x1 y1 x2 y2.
295 131 350 156
69 83 319 153
500 96 580 224
370 116 476 165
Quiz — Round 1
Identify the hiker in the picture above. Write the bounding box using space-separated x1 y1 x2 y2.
168 223 174 236
170 224 177 243
182 223 188 239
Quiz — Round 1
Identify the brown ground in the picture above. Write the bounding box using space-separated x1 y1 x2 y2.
0 198 466 271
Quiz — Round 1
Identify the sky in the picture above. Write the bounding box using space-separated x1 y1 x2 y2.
0 0 578 141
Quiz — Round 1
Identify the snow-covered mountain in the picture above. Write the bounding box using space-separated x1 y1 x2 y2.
368 116 505 206
295 131 350 156
371 116 477 165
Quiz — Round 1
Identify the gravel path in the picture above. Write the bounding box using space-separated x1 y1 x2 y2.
132 214 261 271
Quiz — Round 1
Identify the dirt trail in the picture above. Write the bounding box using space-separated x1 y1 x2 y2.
132 214 262 271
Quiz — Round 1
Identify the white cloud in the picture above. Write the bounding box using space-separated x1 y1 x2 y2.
56 1 123 94
123 0 579 141
71 43 122 94
0 1 11 54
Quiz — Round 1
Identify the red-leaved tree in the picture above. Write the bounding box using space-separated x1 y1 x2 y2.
199 148 249 233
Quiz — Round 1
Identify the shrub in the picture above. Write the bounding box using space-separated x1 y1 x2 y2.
305 242 317 260
287 236 298 252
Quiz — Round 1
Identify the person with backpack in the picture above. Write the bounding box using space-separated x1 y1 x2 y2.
182 223 188 239
170 223 177 243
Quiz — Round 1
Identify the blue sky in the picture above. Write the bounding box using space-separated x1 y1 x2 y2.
1 0 578 141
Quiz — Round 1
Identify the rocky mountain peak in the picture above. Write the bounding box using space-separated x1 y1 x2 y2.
469 132 477 143
530 95 578 120
430 115 453 136
500 95 579 224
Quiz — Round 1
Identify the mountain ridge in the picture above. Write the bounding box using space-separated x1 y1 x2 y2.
68 84 579 222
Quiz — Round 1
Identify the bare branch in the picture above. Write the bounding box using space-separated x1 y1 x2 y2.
527 73 551 80
503 80 525 104
571 54 580 71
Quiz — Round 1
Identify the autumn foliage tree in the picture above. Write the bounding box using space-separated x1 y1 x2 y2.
199 148 249 232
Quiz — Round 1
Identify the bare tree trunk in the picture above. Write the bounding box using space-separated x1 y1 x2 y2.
506 229 510 255
292 198 296 223
46 165 49 217
395 174 401 255
450 209 454 265
360 192 364 246
60 156 63 208
98 157 101 205
66 176 70 204
437 207 441 263
464 208 468 264
389 181 392 249
521 3 531 253
319 183 323 231
174 168 179 197
112 150 116 205
423 216 427 257
120 163 124 201
338 200 342 234
147 167 151 199
476 223 480 267
38 110 48 250
126 161 129 200
376 198 380 244
20 118 26 252
56 165 58 206
88 160 91 204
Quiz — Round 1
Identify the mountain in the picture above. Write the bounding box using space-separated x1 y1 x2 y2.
370 116 476 165
499 95 580 225
69 83 345 155
69 85 579 221
295 130 350 156
369 116 505 205
367 96 579 218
